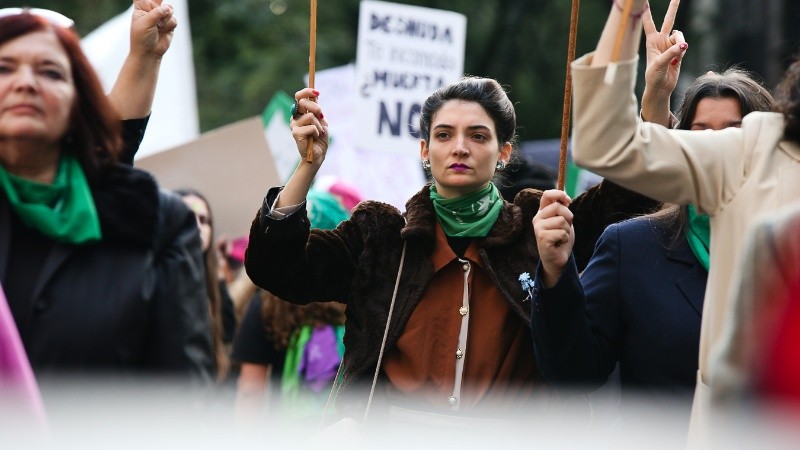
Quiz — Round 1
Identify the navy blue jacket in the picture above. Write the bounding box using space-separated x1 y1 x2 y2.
531 216 706 404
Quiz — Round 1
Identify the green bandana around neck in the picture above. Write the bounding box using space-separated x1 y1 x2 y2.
429 183 503 237
0 155 102 244
685 204 710 271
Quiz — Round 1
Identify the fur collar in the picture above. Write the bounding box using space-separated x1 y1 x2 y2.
89 164 159 248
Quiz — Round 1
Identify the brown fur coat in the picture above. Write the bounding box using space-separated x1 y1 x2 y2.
245 180 658 414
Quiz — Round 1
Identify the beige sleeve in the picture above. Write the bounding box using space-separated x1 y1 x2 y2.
570 53 750 216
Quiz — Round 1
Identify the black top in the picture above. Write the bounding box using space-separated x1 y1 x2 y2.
219 280 237 344
232 295 286 380
120 116 150 164
446 235 471 258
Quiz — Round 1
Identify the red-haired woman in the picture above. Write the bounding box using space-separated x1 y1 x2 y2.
0 9 213 385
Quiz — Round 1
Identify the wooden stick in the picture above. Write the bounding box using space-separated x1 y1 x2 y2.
611 0 635 62
305 0 318 164
605 0 636 84
557 0 580 191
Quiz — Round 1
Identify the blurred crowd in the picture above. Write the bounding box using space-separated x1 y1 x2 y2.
2 1 800 448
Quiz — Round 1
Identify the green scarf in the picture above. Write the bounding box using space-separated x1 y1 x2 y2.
0 156 102 244
430 183 503 237
685 204 710 271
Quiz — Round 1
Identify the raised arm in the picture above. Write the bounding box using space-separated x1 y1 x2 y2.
571 0 746 214
245 89 356 303
275 88 329 208
108 0 177 119
591 0 649 66
640 0 686 127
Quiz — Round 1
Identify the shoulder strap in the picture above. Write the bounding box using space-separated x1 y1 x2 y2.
319 240 407 427
364 240 406 422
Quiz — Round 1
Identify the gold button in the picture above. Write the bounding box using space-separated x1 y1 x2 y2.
459 306 469 316
448 396 457 406
456 348 463 359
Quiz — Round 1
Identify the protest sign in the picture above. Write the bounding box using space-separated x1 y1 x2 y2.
355 1 466 152
137 117 279 239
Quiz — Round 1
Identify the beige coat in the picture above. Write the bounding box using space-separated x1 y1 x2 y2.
570 53 800 439
710 202 800 403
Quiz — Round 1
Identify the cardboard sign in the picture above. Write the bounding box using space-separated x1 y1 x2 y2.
136 116 279 239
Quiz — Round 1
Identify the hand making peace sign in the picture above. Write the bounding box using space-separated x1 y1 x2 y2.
641 0 689 126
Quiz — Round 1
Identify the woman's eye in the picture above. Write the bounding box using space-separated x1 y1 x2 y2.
41 68 65 80
473 134 487 142
435 132 450 139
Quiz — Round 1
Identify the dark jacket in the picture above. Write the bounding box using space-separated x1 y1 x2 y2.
245 181 658 413
531 216 706 405
246 185 544 411
569 180 662 271
0 163 214 382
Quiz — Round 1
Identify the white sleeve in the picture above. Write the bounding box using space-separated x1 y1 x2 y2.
268 192 303 219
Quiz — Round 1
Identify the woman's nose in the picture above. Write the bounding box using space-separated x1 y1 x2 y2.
453 135 467 155
12 66 38 92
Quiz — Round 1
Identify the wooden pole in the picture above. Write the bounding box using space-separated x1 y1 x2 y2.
305 0 318 163
604 0 636 84
611 0 635 63
557 0 580 191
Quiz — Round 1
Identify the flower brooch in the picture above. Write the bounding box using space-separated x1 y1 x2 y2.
519 272 535 302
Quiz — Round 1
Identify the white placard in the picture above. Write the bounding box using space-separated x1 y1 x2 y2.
82 1 199 159
355 1 466 152
312 64 426 210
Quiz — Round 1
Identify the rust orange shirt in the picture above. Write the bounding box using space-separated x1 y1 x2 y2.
383 223 538 412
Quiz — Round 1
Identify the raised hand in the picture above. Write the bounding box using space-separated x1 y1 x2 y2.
592 0 651 66
131 0 177 59
641 0 688 126
533 190 575 288
108 1 178 119
272 88 330 209
291 88 329 165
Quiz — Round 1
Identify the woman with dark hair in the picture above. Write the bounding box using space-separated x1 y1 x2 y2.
243 71 661 428
672 69 776 131
0 10 213 382
176 188 237 382
244 77 550 421
555 0 800 439
530 64 776 423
